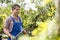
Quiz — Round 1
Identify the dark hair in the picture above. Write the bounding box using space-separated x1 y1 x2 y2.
12 4 20 10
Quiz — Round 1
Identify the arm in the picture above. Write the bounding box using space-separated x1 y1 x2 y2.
3 27 13 38
4 28 16 40
3 17 13 38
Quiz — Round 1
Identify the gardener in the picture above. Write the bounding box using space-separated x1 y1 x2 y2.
3 4 27 40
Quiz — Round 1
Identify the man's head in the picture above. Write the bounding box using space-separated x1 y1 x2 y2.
12 4 20 15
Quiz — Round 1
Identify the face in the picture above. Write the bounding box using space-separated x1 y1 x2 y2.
12 6 20 15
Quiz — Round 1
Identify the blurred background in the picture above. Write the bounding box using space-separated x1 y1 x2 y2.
0 0 60 40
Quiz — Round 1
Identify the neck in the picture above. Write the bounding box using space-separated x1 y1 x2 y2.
13 14 18 17
12 13 18 18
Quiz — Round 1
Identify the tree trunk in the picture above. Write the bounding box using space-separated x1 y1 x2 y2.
55 0 60 36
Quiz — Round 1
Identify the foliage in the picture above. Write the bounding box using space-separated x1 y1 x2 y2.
0 0 57 40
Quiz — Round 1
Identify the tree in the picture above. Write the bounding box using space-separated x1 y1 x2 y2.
55 0 60 37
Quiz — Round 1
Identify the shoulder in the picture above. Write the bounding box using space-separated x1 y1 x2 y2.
5 16 13 23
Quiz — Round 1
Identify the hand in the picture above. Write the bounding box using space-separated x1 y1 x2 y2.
11 36 16 40
23 30 27 34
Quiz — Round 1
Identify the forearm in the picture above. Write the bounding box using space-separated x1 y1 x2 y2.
3 28 13 38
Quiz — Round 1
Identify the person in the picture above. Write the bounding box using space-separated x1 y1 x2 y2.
3 4 27 40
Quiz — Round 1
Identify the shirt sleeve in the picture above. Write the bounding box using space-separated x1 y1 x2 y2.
4 17 10 28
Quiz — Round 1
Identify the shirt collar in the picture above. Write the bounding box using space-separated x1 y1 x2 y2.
11 14 14 18
10 14 19 18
